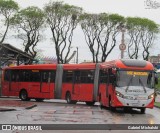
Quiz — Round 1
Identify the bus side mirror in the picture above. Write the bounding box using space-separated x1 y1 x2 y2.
110 75 116 86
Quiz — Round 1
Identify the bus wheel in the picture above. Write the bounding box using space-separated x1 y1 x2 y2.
86 101 95 106
109 97 115 111
140 108 146 114
66 92 72 104
35 98 44 102
20 90 30 101
99 95 103 109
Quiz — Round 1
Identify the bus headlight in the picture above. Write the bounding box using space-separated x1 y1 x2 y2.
148 93 154 99
116 91 124 98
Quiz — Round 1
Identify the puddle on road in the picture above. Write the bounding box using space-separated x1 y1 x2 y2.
65 106 91 109
0 108 16 112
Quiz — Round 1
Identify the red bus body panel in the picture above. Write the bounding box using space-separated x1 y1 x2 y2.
1 59 155 110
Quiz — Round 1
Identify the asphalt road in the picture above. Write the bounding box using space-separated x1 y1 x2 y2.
0 98 160 133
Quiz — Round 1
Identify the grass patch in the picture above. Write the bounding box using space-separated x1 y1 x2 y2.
154 102 160 107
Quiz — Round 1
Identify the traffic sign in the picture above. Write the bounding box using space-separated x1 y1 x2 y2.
119 44 126 51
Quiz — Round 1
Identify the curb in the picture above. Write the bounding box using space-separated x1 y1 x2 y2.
154 105 160 109
0 108 16 112
25 104 37 110
0 104 37 111
0 96 18 99
157 91 160 95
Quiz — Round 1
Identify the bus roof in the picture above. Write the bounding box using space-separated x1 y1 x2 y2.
100 59 154 70
63 63 96 70
3 63 96 70
3 64 57 70
3 59 153 71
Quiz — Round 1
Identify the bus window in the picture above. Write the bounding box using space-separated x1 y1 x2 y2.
99 70 108 83
80 70 94 83
42 71 56 83
117 70 154 88
63 71 74 83
30 70 40 82
4 70 10 81
50 71 56 82
11 70 19 82
147 72 155 88
19 70 30 82
75 71 80 83
42 71 49 82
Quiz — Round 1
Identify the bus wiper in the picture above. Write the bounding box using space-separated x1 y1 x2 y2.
125 75 133 92
139 78 147 93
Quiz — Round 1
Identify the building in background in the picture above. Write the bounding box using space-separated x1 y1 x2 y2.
148 54 160 69
34 56 57 64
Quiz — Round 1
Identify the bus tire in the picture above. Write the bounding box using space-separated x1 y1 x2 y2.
66 92 72 104
35 98 44 102
109 96 115 111
20 90 30 101
140 108 146 114
65 92 77 104
99 94 104 109
86 101 95 106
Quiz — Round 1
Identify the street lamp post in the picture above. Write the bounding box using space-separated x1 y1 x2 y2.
76 47 78 64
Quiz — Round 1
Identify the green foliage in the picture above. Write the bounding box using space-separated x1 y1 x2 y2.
11 6 45 30
154 102 160 107
80 13 125 27
0 0 18 10
0 0 19 15
126 17 159 33
108 14 125 25
126 17 159 60
0 0 19 43
44 1 82 20
10 6 45 58
44 1 82 64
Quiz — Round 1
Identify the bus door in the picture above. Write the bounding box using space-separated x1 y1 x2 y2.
79 70 94 101
3 70 11 94
73 71 80 96
99 69 108 106
30 70 41 92
41 71 55 93
10 70 19 92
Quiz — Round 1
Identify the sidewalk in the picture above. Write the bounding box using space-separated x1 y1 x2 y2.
0 98 37 111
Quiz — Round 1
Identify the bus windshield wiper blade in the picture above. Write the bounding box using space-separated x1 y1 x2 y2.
125 75 133 92
139 78 147 93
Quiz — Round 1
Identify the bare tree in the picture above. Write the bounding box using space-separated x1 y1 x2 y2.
141 19 159 60
126 17 159 60
11 6 45 60
80 13 125 62
0 0 19 44
80 13 101 62
44 1 82 64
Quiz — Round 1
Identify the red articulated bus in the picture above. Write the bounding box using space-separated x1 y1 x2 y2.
1 59 156 113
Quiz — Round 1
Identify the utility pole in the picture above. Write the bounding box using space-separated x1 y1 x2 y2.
118 25 126 59
76 47 78 64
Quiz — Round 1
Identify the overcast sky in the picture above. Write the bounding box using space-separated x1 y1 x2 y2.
7 0 160 62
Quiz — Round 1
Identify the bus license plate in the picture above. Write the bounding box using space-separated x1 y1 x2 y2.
131 103 139 106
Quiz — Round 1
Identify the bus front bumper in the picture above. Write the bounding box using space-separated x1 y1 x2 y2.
112 96 154 109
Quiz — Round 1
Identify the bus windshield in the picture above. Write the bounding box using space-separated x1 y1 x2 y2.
116 70 154 89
